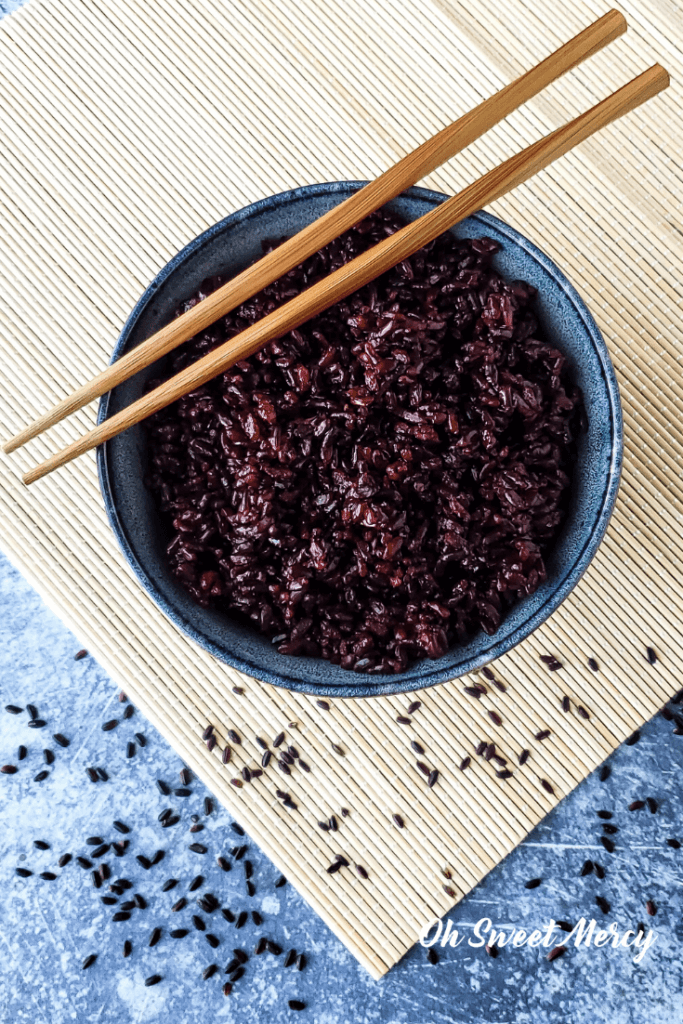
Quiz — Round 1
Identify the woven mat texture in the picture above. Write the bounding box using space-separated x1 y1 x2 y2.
0 0 681 977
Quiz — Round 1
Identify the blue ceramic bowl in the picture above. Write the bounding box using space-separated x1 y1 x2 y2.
98 182 623 698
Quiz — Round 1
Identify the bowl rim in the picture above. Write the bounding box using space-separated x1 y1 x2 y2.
98 180 623 698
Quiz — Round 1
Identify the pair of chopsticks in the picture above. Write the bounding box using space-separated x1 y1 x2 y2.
4 10 668 485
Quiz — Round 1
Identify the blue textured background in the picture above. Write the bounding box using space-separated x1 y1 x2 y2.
1 2 681 1021
2 545 680 1024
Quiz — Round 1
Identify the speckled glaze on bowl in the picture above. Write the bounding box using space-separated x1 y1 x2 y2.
98 182 623 698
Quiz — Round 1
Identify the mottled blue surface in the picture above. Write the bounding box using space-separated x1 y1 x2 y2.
1 543 682 1024
99 183 621 699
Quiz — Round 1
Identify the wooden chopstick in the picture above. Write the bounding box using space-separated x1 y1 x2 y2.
3 10 626 456
21 63 668 487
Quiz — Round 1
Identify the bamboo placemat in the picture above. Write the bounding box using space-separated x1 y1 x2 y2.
0 0 681 978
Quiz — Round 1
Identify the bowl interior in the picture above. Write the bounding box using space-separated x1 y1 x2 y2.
98 182 622 698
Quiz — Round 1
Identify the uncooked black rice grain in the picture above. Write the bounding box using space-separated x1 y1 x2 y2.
34 839 50 850
646 900 657 916
144 975 162 987
392 814 405 828
171 929 188 939
112 912 130 921
596 895 610 915
113 821 130 834
217 856 231 872
396 715 412 724
135 733 146 747
272 732 285 749
443 884 456 897
17 745 27 761
485 943 499 958
407 701 422 714
427 948 439 965
541 779 554 794
316 701 330 711
227 730 241 745
667 838 681 849
97 768 109 781
625 731 641 746
488 711 503 726
86 767 99 783
646 797 658 813
34 771 49 782
161 878 178 892
496 769 513 779
5 704 23 714
134 894 147 909
557 921 573 932
326 861 342 874
223 982 233 996
148 927 162 947
428 769 439 788
459 756 471 771
136 855 152 870
102 720 118 732
599 766 611 782
646 647 657 665
206 933 220 949
588 657 599 671
87 836 104 846
289 1000 306 1011
58 854 72 868
202 964 218 980
123 705 135 720
577 706 590 720
284 948 297 968
600 836 615 853
126 742 136 758
82 954 97 969
39 871 57 881
561 696 570 713
53 733 70 748
535 730 551 741
602 824 618 835
464 687 482 699
77 857 93 869
547 945 566 961
229 966 245 981
629 800 645 811
221 908 236 922
594 864 605 880
27 720 46 729
411 741 425 755
597 810 613 820
234 845 248 861
15 867 32 877
581 860 594 876
236 911 248 928
189 875 204 892
175 788 192 797
275 875 287 888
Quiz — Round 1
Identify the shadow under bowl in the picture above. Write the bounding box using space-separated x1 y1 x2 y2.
98 181 623 698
